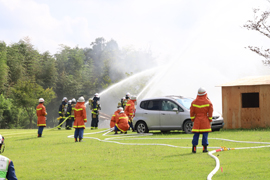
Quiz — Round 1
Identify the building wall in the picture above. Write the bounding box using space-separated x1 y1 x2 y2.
222 85 270 129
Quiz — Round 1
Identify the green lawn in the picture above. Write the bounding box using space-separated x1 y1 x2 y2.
2 128 270 180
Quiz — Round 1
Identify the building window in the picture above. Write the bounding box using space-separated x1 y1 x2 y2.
242 93 259 108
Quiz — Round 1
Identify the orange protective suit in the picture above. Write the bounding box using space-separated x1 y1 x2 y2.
110 109 121 128
124 99 136 121
36 103 47 127
190 94 213 133
115 113 130 132
73 102 87 129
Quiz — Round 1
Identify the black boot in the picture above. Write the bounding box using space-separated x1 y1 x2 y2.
203 145 208 153
75 138 78 142
79 138 83 142
192 145 196 153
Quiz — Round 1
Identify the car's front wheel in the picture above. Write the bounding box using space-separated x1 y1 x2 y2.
183 120 193 134
136 121 149 133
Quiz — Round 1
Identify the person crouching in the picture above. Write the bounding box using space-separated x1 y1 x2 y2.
114 111 129 134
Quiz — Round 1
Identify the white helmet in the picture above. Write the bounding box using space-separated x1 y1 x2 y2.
78 96 85 102
126 92 130 97
68 100 72 104
119 110 125 114
72 98 76 103
131 95 137 100
62 97 68 101
197 87 207 96
95 93 99 97
39 98 44 103
0 134 5 154
118 107 123 111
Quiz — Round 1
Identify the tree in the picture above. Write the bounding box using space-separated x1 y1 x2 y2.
11 79 55 128
244 7 270 64
0 42 8 93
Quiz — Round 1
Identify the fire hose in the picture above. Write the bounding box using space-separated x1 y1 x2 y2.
67 130 270 180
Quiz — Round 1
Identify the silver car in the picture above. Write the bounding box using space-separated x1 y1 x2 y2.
133 95 224 134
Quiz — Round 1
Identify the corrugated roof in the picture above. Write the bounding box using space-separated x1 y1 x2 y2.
219 75 270 87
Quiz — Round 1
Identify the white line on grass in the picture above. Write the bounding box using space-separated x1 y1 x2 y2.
68 129 270 180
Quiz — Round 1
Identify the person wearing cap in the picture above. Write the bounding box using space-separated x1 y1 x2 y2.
124 95 137 132
0 134 18 179
90 93 101 130
114 111 129 134
74 96 87 142
58 97 68 130
110 107 123 131
36 98 47 137
190 87 213 153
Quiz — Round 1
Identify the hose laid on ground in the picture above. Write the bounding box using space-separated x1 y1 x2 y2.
68 130 270 180
49 116 69 130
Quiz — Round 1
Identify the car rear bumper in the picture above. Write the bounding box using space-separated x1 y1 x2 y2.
211 121 224 130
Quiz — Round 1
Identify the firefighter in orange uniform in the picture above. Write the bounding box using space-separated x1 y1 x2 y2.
110 107 123 129
73 96 87 142
124 95 136 132
114 111 130 134
36 98 47 137
190 87 213 153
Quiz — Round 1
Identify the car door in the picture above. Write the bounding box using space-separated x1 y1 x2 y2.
142 100 161 129
160 100 183 130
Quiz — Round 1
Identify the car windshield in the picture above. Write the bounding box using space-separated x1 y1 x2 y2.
176 98 193 110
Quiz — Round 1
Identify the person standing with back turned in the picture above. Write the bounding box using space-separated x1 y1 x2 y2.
190 87 213 153
74 96 87 142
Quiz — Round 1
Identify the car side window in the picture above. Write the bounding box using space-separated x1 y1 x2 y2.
140 101 148 110
147 100 160 110
161 100 183 112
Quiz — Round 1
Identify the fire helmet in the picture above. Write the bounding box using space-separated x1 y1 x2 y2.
78 96 85 102
39 98 44 103
197 87 207 96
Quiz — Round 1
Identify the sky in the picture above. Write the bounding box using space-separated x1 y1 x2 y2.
1 0 270 113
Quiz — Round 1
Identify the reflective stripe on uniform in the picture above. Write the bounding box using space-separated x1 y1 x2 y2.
209 117 212 120
193 104 209 108
192 128 212 132
37 124 46 126
73 125 85 128
190 116 195 119
84 119 87 121
115 124 125 132
126 104 131 106
112 115 115 117
75 108 83 111
36 108 42 110
119 117 128 120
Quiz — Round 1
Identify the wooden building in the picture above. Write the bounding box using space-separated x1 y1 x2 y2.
220 75 270 129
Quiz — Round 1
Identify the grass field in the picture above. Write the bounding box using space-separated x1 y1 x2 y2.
1 128 270 180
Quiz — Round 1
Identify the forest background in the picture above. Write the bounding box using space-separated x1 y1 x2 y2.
0 37 157 129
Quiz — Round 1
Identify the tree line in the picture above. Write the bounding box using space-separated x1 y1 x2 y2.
0 37 156 129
